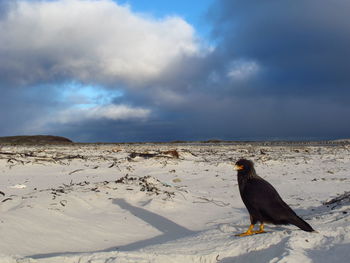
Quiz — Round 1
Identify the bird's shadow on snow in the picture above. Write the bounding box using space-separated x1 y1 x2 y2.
109 198 197 251
27 198 196 260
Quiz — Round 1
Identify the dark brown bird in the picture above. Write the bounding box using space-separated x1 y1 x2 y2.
234 159 314 236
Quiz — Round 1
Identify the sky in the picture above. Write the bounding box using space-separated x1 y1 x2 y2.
0 0 350 142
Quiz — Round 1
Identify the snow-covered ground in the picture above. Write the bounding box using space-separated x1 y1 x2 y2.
0 143 349 263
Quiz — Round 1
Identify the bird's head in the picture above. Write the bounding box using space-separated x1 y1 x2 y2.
234 159 255 174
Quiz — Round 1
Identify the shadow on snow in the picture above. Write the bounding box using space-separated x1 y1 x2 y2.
27 198 196 259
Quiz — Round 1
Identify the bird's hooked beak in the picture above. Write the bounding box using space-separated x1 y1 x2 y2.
234 164 244 171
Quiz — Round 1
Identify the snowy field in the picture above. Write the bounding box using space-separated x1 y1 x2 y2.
0 143 349 263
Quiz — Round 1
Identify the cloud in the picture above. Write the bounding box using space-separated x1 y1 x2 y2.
227 60 260 81
0 0 199 87
0 84 61 136
1 0 350 142
54 104 150 123
28 104 151 134
208 0 350 98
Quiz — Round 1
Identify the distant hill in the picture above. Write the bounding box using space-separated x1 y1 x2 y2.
0 135 73 145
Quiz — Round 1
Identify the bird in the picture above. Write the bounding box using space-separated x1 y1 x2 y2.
234 159 315 236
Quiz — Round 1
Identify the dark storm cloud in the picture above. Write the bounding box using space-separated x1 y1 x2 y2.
0 84 62 136
208 0 350 98
117 0 350 141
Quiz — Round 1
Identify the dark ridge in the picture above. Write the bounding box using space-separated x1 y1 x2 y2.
75 139 350 147
0 135 73 145
169 139 350 146
201 139 224 143
169 140 188 144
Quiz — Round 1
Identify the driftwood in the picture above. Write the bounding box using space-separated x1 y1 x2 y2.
323 191 350 206
127 150 180 160
115 174 175 198
193 196 230 207
2 198 12 203
69 169 84 175
0 151 87 167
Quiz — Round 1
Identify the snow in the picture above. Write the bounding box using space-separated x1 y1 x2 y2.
0 143 349 263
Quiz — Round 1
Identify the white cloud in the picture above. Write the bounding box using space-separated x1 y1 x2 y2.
227 60 260 80
25 103 151 134
54 104 151 124
0 0 199 86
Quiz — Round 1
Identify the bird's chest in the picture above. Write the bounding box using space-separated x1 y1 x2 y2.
237 176 248 196
238 177 261 205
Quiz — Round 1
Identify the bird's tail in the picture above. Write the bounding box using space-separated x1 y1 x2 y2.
289 215 315 232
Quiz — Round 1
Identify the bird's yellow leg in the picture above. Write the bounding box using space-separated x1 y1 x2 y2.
254 223 266 234
235 224 255 237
